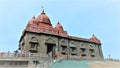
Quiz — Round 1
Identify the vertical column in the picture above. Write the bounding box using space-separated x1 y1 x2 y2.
53 45 55 59
100 45 103 58
85 43 89 60
98 45 103 59
67 39 70 59
20 44 23 57
28 60 34 68
57 37 61 59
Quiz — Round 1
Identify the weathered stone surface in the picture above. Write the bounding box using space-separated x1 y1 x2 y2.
19 10 103 60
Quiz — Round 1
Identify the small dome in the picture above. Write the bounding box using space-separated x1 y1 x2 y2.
90 34 100 43
36 10 51 25
28 16 36 25
55 22 64 31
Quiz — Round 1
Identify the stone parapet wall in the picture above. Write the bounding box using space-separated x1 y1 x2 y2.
0 52 49 59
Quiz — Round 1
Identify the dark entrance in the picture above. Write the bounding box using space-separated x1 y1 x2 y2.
46 43 56 57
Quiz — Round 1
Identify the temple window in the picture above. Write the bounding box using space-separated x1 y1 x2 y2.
62 46 66 51
89 49 94 53
81 54 86 57
91 55 95 57
81 43 84 46
89 44 93 47
71 48 76 52
30 42 38 49
80 48 86 53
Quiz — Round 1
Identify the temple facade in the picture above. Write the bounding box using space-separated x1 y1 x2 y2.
19 10 103 60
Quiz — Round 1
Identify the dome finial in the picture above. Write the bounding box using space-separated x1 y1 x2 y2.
37 6 51 25
41 5 44 13
92 34 95 37
32 15 35 19
58 20 60 24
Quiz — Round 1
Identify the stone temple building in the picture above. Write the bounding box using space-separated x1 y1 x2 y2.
19 10 103 60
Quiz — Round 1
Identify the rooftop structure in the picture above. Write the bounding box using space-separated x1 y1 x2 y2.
19 10 103 60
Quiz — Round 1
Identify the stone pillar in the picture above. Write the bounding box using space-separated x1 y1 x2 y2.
28 60 34 68
20 44 23 57
98 45 103 59
99 45 104 59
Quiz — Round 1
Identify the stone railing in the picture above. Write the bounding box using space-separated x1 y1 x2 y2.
37 59 54 68
61 55 81 60
0 52 54 68
0 52 49 59
60 55 103 60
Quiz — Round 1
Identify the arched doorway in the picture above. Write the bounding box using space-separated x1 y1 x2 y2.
45 38 57 58
46 43 56 58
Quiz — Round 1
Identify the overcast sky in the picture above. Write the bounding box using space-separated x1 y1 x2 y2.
0 0 120 59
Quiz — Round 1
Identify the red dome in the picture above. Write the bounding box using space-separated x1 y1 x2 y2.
36 10 51 25
55 22 64 31
90 34 100 43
